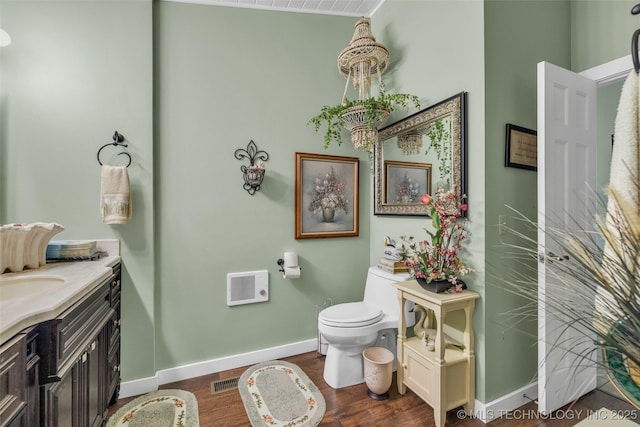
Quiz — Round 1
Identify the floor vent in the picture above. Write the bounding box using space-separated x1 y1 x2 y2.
211 376 240 394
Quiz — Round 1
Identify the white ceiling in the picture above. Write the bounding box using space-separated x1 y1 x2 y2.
163 0 386 17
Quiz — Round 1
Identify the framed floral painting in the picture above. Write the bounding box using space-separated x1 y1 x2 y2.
384 160 432 205
295 152 359 239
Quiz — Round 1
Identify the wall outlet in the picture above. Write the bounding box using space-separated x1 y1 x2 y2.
498 214 507 235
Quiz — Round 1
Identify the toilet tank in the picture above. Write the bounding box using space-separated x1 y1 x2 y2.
363 266 414 325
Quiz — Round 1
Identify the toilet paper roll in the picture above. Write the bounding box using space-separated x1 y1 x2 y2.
282 266 301 279
283 251 298 268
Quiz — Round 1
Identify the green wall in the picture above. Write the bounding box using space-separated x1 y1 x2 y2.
484 0 571 402
571 1 635 205
0 0 371 381
154 3 370 370
1 0 636 406
571 0 639 71
372 0 487 401
480 0 637 403
0 0 157 381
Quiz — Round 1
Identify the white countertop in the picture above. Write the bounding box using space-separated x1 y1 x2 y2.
0 240 120 344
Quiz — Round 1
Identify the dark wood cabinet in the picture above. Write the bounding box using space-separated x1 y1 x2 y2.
38 263 122 427
0 262 121 427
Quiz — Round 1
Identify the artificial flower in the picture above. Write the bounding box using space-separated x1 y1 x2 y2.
400 188 473 285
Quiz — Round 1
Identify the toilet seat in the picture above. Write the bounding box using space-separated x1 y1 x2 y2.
319 302 383 327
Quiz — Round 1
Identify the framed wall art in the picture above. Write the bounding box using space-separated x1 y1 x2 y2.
375 92 467 217
505 123 537 171
295 152 359 239
384 160 432 205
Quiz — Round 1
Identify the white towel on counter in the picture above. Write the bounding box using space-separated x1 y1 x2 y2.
100 165 132 224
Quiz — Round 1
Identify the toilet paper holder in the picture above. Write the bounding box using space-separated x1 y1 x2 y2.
276 258 302 273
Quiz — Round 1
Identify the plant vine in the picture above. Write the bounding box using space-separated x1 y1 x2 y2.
308 92 420 151
425 119 451 181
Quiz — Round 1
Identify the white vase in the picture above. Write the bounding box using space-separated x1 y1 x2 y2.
362 346 394 400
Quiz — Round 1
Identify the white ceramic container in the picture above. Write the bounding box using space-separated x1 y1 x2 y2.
0 223 64 274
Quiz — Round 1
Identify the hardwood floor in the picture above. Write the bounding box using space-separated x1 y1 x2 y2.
108 351 638 426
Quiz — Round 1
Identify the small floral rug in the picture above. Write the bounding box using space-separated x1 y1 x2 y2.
106 389 199 427
238 360 326 426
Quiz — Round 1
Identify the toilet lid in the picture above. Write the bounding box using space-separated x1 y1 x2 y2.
318 302 383 327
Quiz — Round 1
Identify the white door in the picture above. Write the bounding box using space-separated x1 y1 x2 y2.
537 61 598 414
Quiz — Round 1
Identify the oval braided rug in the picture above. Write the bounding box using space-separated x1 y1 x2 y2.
239 360 326 426
106 389 199 427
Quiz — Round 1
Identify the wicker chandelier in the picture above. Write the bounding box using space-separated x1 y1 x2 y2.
337 18 390 149
397 131 424 155
338 18 389 101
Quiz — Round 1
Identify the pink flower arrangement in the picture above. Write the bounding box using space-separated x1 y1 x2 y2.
400 188 472 289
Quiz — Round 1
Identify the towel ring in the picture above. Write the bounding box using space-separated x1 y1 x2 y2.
97 131 132 167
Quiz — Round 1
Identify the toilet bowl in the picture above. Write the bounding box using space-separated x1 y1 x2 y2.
318 267 413 389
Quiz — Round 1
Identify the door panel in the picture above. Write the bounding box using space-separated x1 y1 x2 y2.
537 61 598 414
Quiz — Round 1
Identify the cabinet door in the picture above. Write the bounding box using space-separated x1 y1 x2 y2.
5 409 25 427
84 338 103 427
43 362 79 427
403 344 435 405
0 335 26 426
43 333 109 427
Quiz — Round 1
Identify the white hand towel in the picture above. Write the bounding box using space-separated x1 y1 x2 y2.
595 70 640 334
609 70 640 208
100 165 132 224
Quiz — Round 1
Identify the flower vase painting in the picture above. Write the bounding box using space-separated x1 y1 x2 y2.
295 153 359 239
384 160 432 204
399 188 472 293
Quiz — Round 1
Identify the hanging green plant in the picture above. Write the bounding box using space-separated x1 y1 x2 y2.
425 118 451 181
308 92 420 152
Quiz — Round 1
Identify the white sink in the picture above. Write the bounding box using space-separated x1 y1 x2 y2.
0 275 67 300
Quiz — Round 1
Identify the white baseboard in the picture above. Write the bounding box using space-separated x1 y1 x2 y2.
118 375 159 399
471 382 538 423
118 339 317 399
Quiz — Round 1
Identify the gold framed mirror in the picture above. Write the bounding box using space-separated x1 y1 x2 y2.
374 92 467 216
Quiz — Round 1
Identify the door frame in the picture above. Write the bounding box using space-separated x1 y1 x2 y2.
580 53 632 86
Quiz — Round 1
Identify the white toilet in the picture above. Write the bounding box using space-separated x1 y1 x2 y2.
317 266 414 389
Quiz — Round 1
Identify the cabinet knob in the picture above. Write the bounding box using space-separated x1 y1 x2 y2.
113 319 121 328
402 364 408 370
113 365 121 372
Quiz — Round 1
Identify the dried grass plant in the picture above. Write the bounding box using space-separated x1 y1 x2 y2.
497 176 640 409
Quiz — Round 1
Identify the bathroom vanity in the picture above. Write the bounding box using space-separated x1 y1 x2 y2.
394 280 479 427
0 244 121 427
